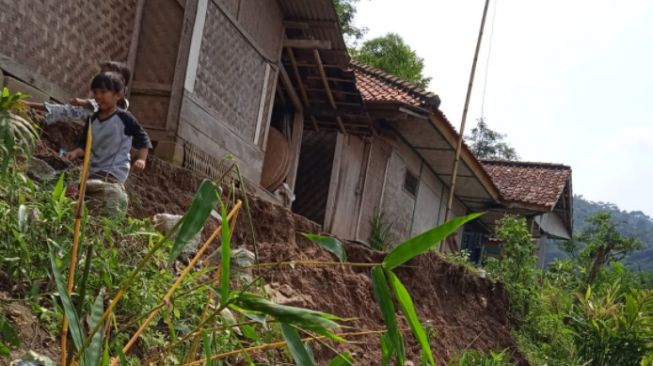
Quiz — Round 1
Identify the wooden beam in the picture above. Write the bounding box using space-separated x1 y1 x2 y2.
305 87 360 96
313 49 346 134
278 66 303 112
126 0 146 97
306 75 356 84
284 62 341 69
283 21 310 30
283 39 332 49
286 48 317 132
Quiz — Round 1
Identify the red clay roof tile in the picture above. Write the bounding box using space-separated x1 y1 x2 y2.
481 160 571 210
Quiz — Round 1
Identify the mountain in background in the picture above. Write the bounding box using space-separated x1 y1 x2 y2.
544 195 653 270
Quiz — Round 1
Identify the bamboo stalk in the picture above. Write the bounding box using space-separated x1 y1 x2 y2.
441 0 491 253
114 200 242 363
60 117 92 366
181 329 386 366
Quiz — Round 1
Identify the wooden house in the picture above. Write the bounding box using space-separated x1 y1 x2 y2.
1 0 573 257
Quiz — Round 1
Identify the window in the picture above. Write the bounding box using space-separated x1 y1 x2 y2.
404 170 418 197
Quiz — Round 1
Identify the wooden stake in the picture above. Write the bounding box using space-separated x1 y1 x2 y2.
60 118 92 366
441 0 491 253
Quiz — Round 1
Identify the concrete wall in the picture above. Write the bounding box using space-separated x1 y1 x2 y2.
178 0 283 182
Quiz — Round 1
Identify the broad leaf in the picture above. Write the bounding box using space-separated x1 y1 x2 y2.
383 212 484 270
386 270 435 365
169 180 221 264
371 266 405 364
302 233 347 263
327 351 353 366
85 292 105 366
280 323 315 366
49 250 84 351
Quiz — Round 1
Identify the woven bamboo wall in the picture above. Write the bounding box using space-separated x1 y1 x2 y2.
193 1 277 144
0 0 137 98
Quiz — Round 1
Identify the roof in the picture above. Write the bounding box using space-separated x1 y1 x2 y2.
352 60 440 109
351 61 501 204
481 160 571 210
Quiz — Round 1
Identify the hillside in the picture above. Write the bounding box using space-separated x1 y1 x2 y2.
544 195 653 269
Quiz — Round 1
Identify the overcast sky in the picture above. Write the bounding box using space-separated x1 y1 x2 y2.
354 0 653 217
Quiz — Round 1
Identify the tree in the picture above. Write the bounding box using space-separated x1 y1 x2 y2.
575 212 642 287
465 118 519 160
333 0 367 45
352 33 432 88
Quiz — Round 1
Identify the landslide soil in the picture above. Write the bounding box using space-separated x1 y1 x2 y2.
30 121 527 365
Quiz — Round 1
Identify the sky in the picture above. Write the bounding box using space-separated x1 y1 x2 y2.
353 0 653 217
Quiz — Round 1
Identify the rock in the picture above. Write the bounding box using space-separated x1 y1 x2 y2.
27 158 56 181
232 248 256 283
86 179 128 217
152 213 201 258
10 351 55 366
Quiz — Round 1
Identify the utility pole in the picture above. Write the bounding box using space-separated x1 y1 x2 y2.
441 0 491 252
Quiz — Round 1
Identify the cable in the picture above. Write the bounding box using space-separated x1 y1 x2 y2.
480 0 499 119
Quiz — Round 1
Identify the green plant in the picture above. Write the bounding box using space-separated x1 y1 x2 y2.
369 211 394 251
372 212 484 365
569 282 653 366
451 350 511 366
0 87 38 173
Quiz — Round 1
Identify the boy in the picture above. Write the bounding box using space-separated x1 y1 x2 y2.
67 71 151 183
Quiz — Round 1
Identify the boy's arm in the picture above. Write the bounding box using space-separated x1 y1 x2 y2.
23 101 47 111
120 111 152 171
133 148 148 171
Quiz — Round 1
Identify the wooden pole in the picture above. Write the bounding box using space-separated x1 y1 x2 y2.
60 118 92 366
441 0 491 252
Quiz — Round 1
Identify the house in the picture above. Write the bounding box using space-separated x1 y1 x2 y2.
1 0 573 259
481 160 573 265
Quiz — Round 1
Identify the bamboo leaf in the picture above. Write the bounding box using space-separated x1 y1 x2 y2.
280 323 315 366
302 233 347 263
49 250 84 352
371 266 405 364
202 330 214 366
383 212 484 270
327 351 353 366
380 332 393 366
386 270 435 366
85 292 105 366
169 180 221 264
233 293 341 339
220 203 231 302
52 173 65 202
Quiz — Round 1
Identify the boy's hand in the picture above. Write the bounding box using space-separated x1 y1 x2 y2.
69 98 92 108
133 158 146 171
65 148 84 161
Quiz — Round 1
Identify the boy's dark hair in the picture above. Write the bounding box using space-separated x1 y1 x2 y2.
90 72 125 93
99 61 131 86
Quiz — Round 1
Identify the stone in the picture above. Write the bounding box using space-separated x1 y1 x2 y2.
27 158 56 181
152 213 201 258
85 179 128 217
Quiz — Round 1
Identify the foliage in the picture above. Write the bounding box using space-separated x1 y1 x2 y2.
303 233 347 262
0 87 38 174
353 33 432 88
464 118 518 161
492 216 537 321
450 350 511 366
372 212 483 365
333 0 367 45
369 211 394 251
544 195 653 270
569 282 653 366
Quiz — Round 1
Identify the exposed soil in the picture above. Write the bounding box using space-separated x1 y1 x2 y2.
33 119 527 365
